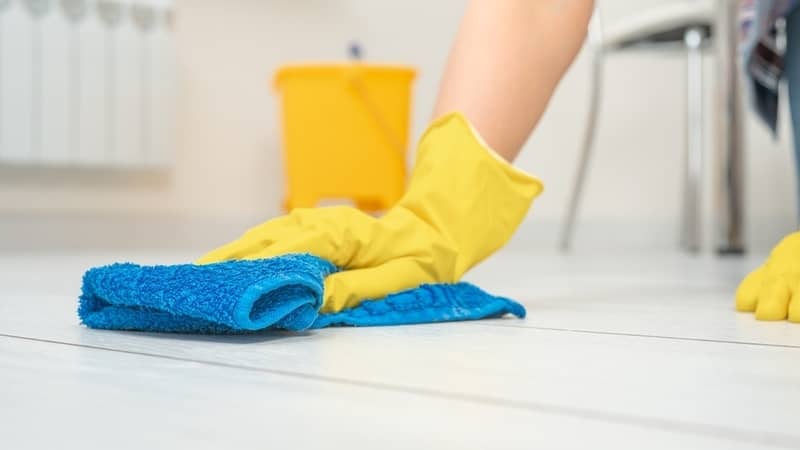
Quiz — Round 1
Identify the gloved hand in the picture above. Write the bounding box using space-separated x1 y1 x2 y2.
736 231 800 322
197 112 543 313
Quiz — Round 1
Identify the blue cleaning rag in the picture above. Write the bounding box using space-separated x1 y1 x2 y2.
78 254 525 333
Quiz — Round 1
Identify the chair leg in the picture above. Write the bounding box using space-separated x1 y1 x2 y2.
712 0 746 254
681 27 705 252
559 45 604 251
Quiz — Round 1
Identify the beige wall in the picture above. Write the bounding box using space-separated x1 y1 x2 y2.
0 0 796 251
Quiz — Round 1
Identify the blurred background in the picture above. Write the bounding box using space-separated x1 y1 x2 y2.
0 0 796 254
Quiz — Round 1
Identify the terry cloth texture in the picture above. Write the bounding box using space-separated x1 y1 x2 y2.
78 254 526 333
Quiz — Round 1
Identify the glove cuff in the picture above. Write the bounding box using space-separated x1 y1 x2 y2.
402 112 544 276
416 111 544 203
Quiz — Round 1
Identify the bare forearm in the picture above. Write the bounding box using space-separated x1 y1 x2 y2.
433 0 594 161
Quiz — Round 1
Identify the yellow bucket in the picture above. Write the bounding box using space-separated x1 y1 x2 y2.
274 64 416 212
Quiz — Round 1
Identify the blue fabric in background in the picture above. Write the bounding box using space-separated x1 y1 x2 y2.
741 1 800 216
786 6 800 207
78 254 525 333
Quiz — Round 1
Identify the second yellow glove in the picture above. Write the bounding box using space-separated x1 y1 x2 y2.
736 231 800 322
198 112 543 313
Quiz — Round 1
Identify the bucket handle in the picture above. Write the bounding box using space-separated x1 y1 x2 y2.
345 70 407 159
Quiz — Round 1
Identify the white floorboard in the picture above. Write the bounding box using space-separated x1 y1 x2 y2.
1 249 799 449
4 336 784 450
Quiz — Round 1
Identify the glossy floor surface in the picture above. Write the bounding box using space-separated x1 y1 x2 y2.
1 249 799 449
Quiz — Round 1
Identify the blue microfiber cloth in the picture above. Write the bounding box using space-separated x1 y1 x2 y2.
78 254 525 333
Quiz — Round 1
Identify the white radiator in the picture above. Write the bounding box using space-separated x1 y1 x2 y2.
0 0 176 168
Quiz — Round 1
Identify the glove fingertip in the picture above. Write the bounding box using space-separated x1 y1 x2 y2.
735 285 757 312
735 267 766 312
320 274 351 314
754 276 790 321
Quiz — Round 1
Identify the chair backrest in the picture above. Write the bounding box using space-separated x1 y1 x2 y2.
600 0 715 51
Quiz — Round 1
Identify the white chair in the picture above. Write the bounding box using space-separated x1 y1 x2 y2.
561 0 745 254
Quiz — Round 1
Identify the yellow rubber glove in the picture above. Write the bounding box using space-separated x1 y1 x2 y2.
736 231 800 322
197 112 543 313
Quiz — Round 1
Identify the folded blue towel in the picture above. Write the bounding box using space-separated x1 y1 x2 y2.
78 254 525 333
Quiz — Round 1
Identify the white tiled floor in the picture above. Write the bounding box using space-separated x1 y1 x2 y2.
1 249 800 449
